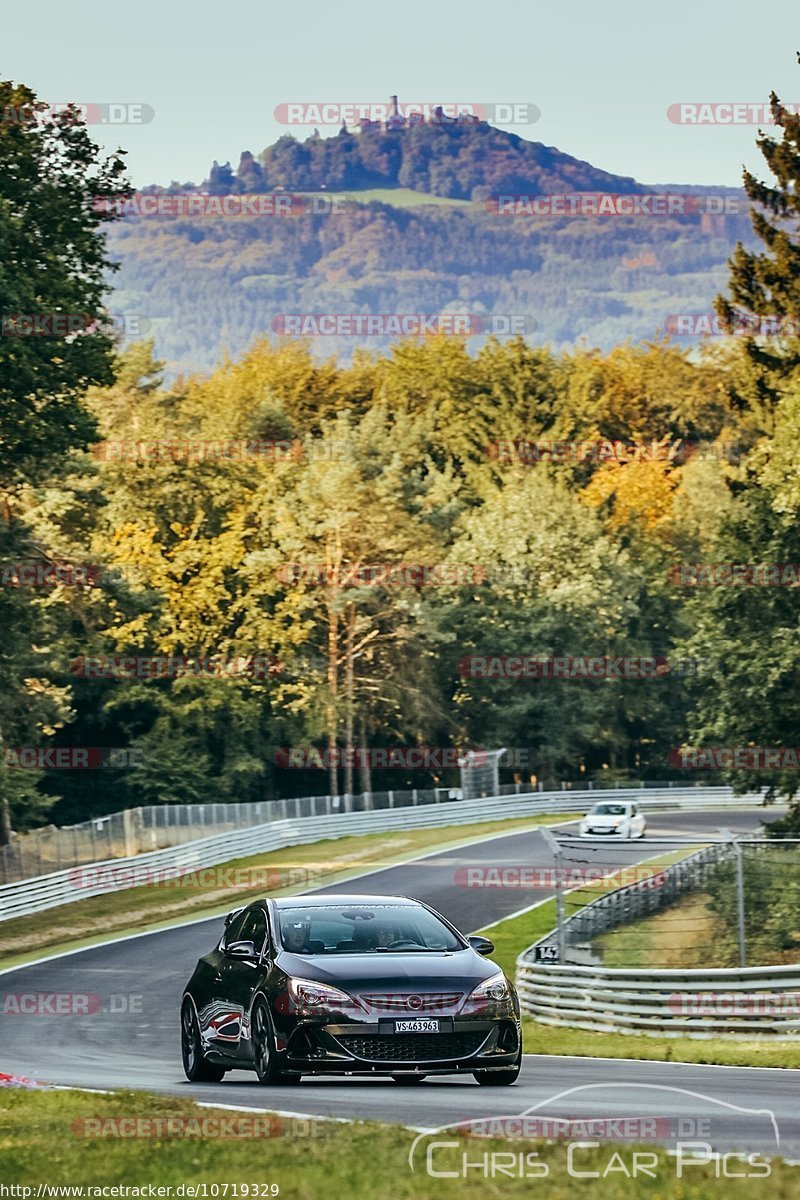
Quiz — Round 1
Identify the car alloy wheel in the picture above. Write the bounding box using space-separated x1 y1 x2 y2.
252 998 289 1085
181 999 226 1083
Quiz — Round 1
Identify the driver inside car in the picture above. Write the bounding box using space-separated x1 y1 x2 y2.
283 917 324 954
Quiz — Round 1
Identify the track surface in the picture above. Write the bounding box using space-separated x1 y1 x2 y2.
2 809 799 1157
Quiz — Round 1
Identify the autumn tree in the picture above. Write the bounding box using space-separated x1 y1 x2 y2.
0 80 129 839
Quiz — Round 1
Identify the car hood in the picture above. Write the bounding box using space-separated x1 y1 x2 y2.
275 948 502 991
585 814 626 825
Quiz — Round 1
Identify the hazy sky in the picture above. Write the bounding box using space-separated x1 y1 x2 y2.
4 0 800 188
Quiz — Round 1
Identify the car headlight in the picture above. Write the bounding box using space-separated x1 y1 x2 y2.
282 977 362 1017
462 971 513 1014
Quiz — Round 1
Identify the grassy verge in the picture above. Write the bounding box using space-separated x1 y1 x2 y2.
598 892 720 968
519 1021 800 1068
0 812 576 969
2 1088 797 1196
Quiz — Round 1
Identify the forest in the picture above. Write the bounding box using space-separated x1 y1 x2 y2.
3 79 800 837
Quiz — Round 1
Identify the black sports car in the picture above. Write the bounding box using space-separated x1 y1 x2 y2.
181 894 522 1085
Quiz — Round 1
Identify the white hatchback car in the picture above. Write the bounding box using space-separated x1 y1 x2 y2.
578 800 646 839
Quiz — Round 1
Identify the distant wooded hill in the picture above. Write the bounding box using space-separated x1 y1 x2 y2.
107 123 752 376
201 120 643 200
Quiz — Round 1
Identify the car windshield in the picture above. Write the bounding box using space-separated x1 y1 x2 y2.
592 804 627 815
277 904 464 954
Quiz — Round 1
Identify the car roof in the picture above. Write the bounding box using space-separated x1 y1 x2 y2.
272 894 418 909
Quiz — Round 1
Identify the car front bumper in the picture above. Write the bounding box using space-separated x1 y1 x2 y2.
579 826 628 836
281 1017 521 1075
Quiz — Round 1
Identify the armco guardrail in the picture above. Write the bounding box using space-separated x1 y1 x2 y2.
515 959 800 1039
0 786 765 923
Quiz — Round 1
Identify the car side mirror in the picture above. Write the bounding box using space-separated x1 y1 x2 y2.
468 935 495 956
225 939 257 960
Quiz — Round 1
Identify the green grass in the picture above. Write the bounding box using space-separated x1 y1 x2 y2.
597 891 720 968
2 1088 797 1196
0 812 576 969
520 1021 800 1067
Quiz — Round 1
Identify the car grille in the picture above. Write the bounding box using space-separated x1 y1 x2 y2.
335 1032 486 1062
358 992 463 1013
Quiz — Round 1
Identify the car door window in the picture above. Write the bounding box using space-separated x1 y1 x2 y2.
239 907 268 957
221 909 249 949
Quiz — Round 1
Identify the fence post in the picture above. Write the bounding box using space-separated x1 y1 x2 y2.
122 808 136 857
719 829 746 968
541 828 566 964
734 842 747 968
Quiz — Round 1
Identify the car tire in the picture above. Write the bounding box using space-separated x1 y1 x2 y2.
181 999 226 1083
391 1074 427 1084
473 1049 522 1086
252 998 288 1085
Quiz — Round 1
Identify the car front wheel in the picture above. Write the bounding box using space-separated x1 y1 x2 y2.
181 1000 226 1083
473 1049 522 1086
252 998 290 1085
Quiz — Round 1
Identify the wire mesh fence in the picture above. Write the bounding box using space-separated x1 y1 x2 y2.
537 836 800 969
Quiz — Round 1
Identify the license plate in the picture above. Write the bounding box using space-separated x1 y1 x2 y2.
394 1019 439 1033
